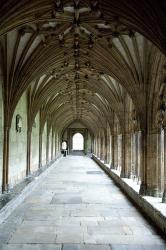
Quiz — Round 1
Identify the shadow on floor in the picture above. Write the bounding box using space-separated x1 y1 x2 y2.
70 150 85 156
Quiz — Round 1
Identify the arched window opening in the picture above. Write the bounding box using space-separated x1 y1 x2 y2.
72 133 84 150
62 141 67 150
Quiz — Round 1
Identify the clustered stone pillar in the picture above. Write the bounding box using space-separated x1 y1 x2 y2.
2 126 10 192
121 132 131 178
110 134 114 168
145 129 161 196
162 127 166 202
94 120 166 199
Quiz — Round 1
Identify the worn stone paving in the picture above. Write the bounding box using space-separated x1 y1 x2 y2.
0 156 166 250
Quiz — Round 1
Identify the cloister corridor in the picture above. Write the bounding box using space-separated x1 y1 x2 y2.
0 155 165 250
1 0 166 249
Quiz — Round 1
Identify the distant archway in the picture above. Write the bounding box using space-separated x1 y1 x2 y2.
62 141 67 150
72 133 84 150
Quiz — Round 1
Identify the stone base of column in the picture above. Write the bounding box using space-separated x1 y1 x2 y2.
2 184 9 193
139 182 147 196
162 190 166 203
120 172 128 178
110 163 114 169
127 171 132 179
146 186 162 197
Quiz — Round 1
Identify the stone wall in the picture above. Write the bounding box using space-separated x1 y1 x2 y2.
92 155 166 235
9 93 27 187
31 113 39 173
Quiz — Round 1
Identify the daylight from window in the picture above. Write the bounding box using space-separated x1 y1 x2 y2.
72 133 84 150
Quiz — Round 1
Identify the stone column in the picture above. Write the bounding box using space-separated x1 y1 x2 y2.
2 126 10 192
117 134 122 171
94 137 97 155
84 129 88 155
110 134 114 168
106 132 111 164
131 133 136 177
39 129 43 168
51 130 54 161
104 131 108 164
46 126 50 165
139 130 148 195
26 130 31 176
98 132 101 158
91 134 94 154
113 134 118 170
100 132 104 161
162 128 166 202
55 134 57 157
145 128 161 197
157 129 163 197
120 132 131 178
136 131 141 182
96 137 98 155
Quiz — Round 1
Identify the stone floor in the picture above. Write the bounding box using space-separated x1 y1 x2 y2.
0 156 166 250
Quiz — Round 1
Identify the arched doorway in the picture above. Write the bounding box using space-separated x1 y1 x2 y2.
62 141 67 150
72 133 84 151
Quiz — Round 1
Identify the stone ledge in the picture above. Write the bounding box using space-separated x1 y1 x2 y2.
0 155 62 224
92 154 166 236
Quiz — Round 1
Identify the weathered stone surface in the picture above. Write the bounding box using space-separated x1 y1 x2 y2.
2 244 61 250
93 155 166 237
0 156 165 249
62 244 111 250
9 93 27 187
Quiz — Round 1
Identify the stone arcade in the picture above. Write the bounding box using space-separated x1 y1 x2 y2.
0 0 166 249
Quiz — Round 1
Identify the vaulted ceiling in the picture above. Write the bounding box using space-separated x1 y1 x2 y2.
0 0 166 134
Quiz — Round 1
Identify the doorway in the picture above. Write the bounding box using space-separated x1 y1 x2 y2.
72 133 84 154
